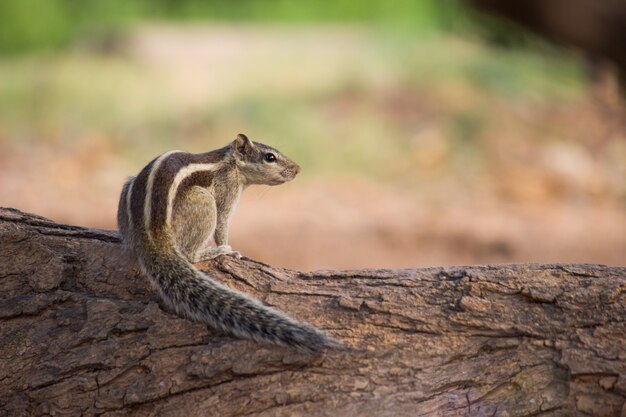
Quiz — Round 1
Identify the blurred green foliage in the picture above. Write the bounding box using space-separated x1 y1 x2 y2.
0 0 455 54
0 0 589 185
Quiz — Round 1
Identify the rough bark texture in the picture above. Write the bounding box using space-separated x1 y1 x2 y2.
1 207 625 417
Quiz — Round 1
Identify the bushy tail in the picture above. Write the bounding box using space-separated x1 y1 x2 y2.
140 248 338 354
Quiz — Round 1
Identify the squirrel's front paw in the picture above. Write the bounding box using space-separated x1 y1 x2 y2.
218 245 242 259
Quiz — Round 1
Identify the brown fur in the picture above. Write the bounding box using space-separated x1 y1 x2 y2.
117 134 338 353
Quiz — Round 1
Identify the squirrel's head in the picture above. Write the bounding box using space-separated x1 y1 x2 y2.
230 133 301 185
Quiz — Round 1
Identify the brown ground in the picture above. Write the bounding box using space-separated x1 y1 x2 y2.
0 164 624 270
232 180 626 269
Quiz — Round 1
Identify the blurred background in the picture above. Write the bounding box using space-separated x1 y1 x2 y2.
0 0 624 270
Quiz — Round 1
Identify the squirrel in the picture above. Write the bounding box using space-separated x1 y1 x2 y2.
117 134 338 354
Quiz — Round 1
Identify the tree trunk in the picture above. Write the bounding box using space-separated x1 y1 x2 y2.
1 207 625 417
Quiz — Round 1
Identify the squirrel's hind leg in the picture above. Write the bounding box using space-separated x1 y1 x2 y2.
172 186 216 262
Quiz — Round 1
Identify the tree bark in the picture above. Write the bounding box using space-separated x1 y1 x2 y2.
1 207 625 417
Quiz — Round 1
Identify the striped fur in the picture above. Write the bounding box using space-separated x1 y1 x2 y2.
125 178 134 233
117 135 337 353
144 150 182 241
165 162 221 227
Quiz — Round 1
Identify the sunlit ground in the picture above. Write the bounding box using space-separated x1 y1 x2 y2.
1 24 624 269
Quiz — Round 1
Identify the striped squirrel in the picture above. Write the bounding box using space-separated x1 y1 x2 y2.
117 134 338 354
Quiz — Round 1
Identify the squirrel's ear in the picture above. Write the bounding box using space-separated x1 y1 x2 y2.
232 133 254 158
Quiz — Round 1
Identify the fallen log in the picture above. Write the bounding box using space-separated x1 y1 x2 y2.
0 207 624 416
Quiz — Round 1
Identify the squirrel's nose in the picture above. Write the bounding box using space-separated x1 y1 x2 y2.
294 164 301 175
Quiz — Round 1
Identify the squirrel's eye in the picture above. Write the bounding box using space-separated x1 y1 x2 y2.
264 153 276 163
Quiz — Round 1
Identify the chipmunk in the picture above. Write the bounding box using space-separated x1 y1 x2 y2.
117 134 337 354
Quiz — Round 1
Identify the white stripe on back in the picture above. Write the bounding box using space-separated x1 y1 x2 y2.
144 150 182 239
166 163 221 226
